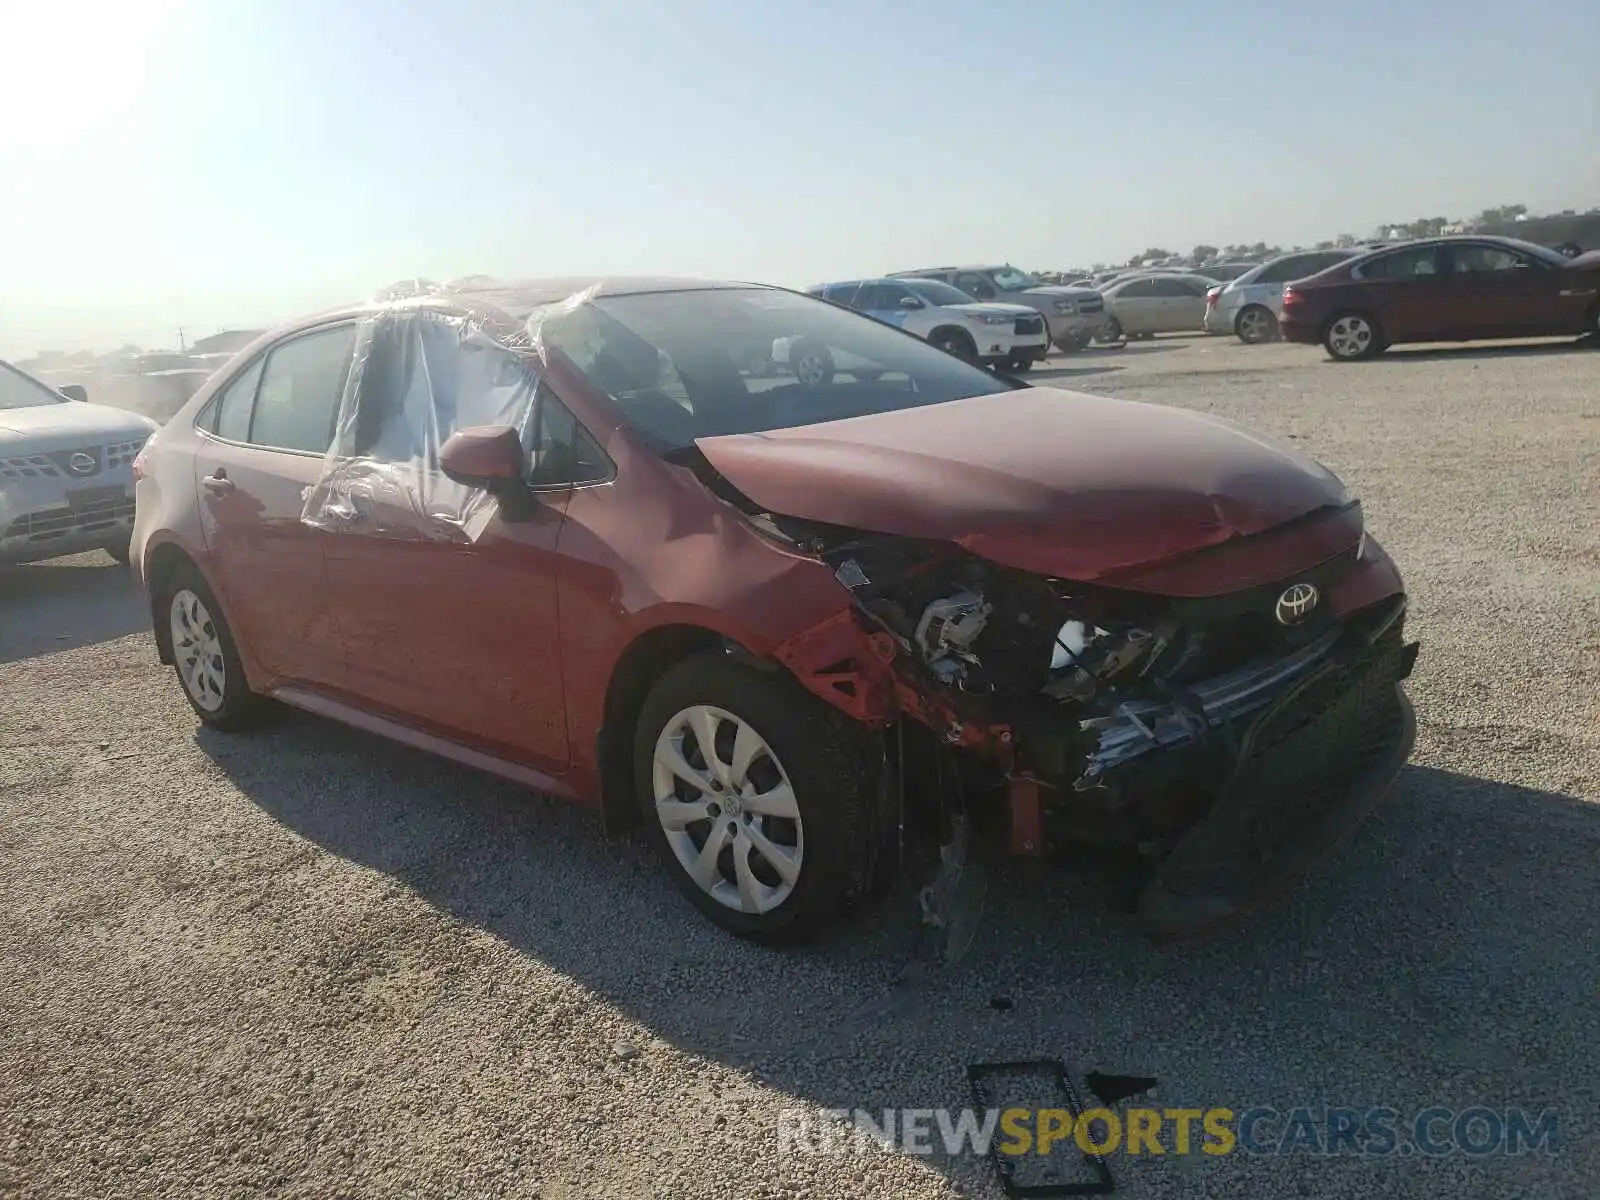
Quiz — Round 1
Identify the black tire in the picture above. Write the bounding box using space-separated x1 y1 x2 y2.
789 339 835 385
633 653 881 943
1098 318 1123 344
155 562 267 730
1322 311 1386 362
851 368 884 382
104 534 132 565
1003 355 1034 372
930 328 979 364
1234 305 1278 345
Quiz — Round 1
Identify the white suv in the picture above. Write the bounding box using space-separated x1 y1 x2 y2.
804 277 1050 371
1 359 157 565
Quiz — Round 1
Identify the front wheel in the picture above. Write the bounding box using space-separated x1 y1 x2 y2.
930 329 979 364
157 565 267 730
1098 318 1124 344
634 654 880 942
1003 355 1034 372
789 339 835 385
1324 312 1385 361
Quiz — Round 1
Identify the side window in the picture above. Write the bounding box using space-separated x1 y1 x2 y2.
1118 278 1157 298
527 386 610 487
1256 257 1309 285
250 325 357 453
1151 278 1193 297
822 283 860 307
1449 244 1533 273
1357 247 1440 280
1310 252 1351 273
209 357 263 441
955 272 994 297
854 283 895 310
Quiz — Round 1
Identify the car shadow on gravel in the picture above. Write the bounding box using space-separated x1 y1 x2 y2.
0 556 146 663
201 711 1599 1194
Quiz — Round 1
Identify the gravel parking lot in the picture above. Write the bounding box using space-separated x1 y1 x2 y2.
3 334 1597 1199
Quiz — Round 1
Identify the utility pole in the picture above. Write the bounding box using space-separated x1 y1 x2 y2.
177 326 188 352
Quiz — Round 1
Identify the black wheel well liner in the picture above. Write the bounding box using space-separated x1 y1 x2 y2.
596 624 734 835
144 542 197 665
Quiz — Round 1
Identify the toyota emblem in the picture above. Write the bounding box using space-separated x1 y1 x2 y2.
68 452 97 475
1275 582 1320 626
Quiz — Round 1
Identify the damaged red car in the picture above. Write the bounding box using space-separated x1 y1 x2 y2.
131 277 1418 942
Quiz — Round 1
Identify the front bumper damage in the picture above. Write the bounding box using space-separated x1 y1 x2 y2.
766 518 1420 939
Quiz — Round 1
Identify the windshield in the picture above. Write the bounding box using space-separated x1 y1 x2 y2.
533 287 1013 452
0 362 67 411
989 266 1037 292
902 279 980 306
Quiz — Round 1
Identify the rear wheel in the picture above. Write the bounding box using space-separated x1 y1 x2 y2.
634 654 880 942
1003 354 1034 372
1098 317 1124 344
1323 312 1385 361
931 329 979 363
157 565 266 730
1235 305 1278 344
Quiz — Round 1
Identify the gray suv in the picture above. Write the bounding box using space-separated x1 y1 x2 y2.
888 264 1111 352
1 359 156 565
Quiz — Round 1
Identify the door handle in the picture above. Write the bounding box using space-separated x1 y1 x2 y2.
202 471 234 494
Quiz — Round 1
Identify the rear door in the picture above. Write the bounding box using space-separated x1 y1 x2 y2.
854 282 918 328
1150 277 1209 331
1347 245 1453 341
1441 242 1585 337
191 322 356 688
1110 277 1159 332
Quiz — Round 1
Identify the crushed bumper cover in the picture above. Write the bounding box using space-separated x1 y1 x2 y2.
1135 611 1418 939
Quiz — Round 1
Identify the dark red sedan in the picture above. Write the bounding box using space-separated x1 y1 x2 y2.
1280 236 1600 360
130 277 1418 942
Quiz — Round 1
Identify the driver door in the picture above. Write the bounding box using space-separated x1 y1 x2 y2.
322 314 591 770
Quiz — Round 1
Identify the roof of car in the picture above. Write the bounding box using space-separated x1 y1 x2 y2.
888 265 1021 277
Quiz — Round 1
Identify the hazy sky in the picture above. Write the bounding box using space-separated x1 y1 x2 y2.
2 0 1595 356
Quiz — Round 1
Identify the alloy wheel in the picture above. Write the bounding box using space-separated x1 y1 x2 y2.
170 588 226 712
651 705 803 914
794 353 828 385
1238 308 1274 344
1327 315 1374 359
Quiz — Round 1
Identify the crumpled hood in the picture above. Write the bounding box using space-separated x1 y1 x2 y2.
695 388 1353 587
0 401 156 447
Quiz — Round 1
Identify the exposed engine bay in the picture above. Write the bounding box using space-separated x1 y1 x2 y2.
745 501 1420 942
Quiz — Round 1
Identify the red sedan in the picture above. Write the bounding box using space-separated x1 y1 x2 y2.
131 277 1418 941
1280 236 1600 360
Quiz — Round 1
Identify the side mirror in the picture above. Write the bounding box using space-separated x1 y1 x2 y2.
898 296 923 309
439 425 524 490
59 384 88 402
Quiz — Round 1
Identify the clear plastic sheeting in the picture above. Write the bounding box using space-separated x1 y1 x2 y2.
301 285 595 543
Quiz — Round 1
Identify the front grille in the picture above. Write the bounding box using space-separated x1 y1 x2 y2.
1154 625 1409 897
2 495 136 543
47 446 103 479
1013 315 1044 336
0 452 61 480
1076 297 1103 314
105 437 147 469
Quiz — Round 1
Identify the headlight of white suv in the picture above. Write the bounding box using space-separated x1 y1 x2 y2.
969 314 1011 326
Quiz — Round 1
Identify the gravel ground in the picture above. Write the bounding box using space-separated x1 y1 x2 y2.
3 334 1597 1199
